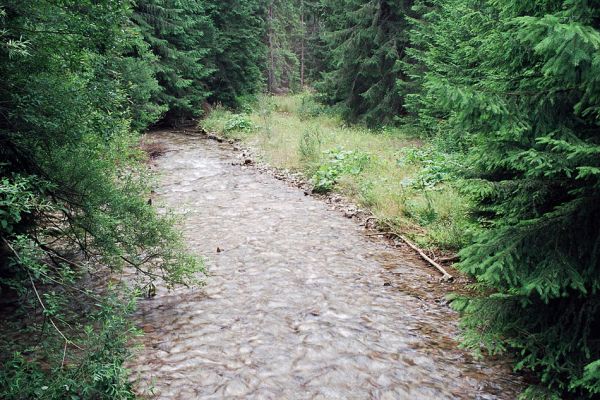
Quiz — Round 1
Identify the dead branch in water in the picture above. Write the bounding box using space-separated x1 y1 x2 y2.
378 221 454 282
395 235 454 282
140 140 169 159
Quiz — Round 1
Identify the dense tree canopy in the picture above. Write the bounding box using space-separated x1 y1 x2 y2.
207 0 267 106
412 0 600 397
0 0 263 397
316 0 414 126
133 0 215 125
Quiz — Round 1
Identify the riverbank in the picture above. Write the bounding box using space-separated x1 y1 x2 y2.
201 94 471 254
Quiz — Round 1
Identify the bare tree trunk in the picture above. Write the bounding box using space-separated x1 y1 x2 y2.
268 2 275 93
300 0 305 88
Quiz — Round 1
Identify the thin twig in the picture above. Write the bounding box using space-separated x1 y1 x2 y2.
28 269 83 349
38 243 85 269
29 271 83 349
61 341 68 369
40 271 102 302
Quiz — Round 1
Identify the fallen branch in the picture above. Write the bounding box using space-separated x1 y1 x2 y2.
377 221 454 282
38 243 85 269
395 235 454 282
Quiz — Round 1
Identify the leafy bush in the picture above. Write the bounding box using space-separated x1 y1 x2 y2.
298 95 328 120
0 2 202 398
0 175 52 235
0 290 139 400
235 94 259 114
397 146 461 189
311 148 370 193
224 114 256 133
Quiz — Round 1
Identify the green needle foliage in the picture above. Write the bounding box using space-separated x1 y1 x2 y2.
316 0 414 126
133 0 216 125
414 0 600 397
207 0 267 107
265 0 302 93
3 0 600 397
131 0 268 123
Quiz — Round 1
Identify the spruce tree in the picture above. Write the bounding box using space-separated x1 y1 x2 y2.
266 0 302 93
206 0 266 107
416 0 600 397
302 0 329 84
263 0 325 92
317 0 414 126
133 0 216 125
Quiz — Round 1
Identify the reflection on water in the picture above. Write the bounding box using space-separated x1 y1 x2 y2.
127 131 521 399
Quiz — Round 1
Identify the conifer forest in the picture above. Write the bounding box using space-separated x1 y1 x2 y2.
1 1 599 399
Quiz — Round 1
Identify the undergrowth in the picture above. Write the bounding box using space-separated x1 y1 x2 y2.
0 139 202 399
0 289 139 400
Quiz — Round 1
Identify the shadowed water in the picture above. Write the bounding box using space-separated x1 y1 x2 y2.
128 131 522 399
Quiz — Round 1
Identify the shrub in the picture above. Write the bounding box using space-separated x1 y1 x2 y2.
311 148 370 193
224 114 256 133
0 2 202 397
298 95 328 120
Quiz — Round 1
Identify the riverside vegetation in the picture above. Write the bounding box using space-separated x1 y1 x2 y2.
2 0 600 399
203 0 600 397
0 0 262 398
202 94 472 252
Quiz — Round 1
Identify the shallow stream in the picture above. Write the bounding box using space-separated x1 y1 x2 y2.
128 131 521 399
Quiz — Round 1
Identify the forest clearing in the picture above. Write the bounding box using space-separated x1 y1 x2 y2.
1 1 599 399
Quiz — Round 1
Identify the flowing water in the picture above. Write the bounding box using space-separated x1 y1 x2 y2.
128 131 522 399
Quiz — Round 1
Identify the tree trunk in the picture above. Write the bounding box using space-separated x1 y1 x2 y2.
300 0 305 88
268 2 275 93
